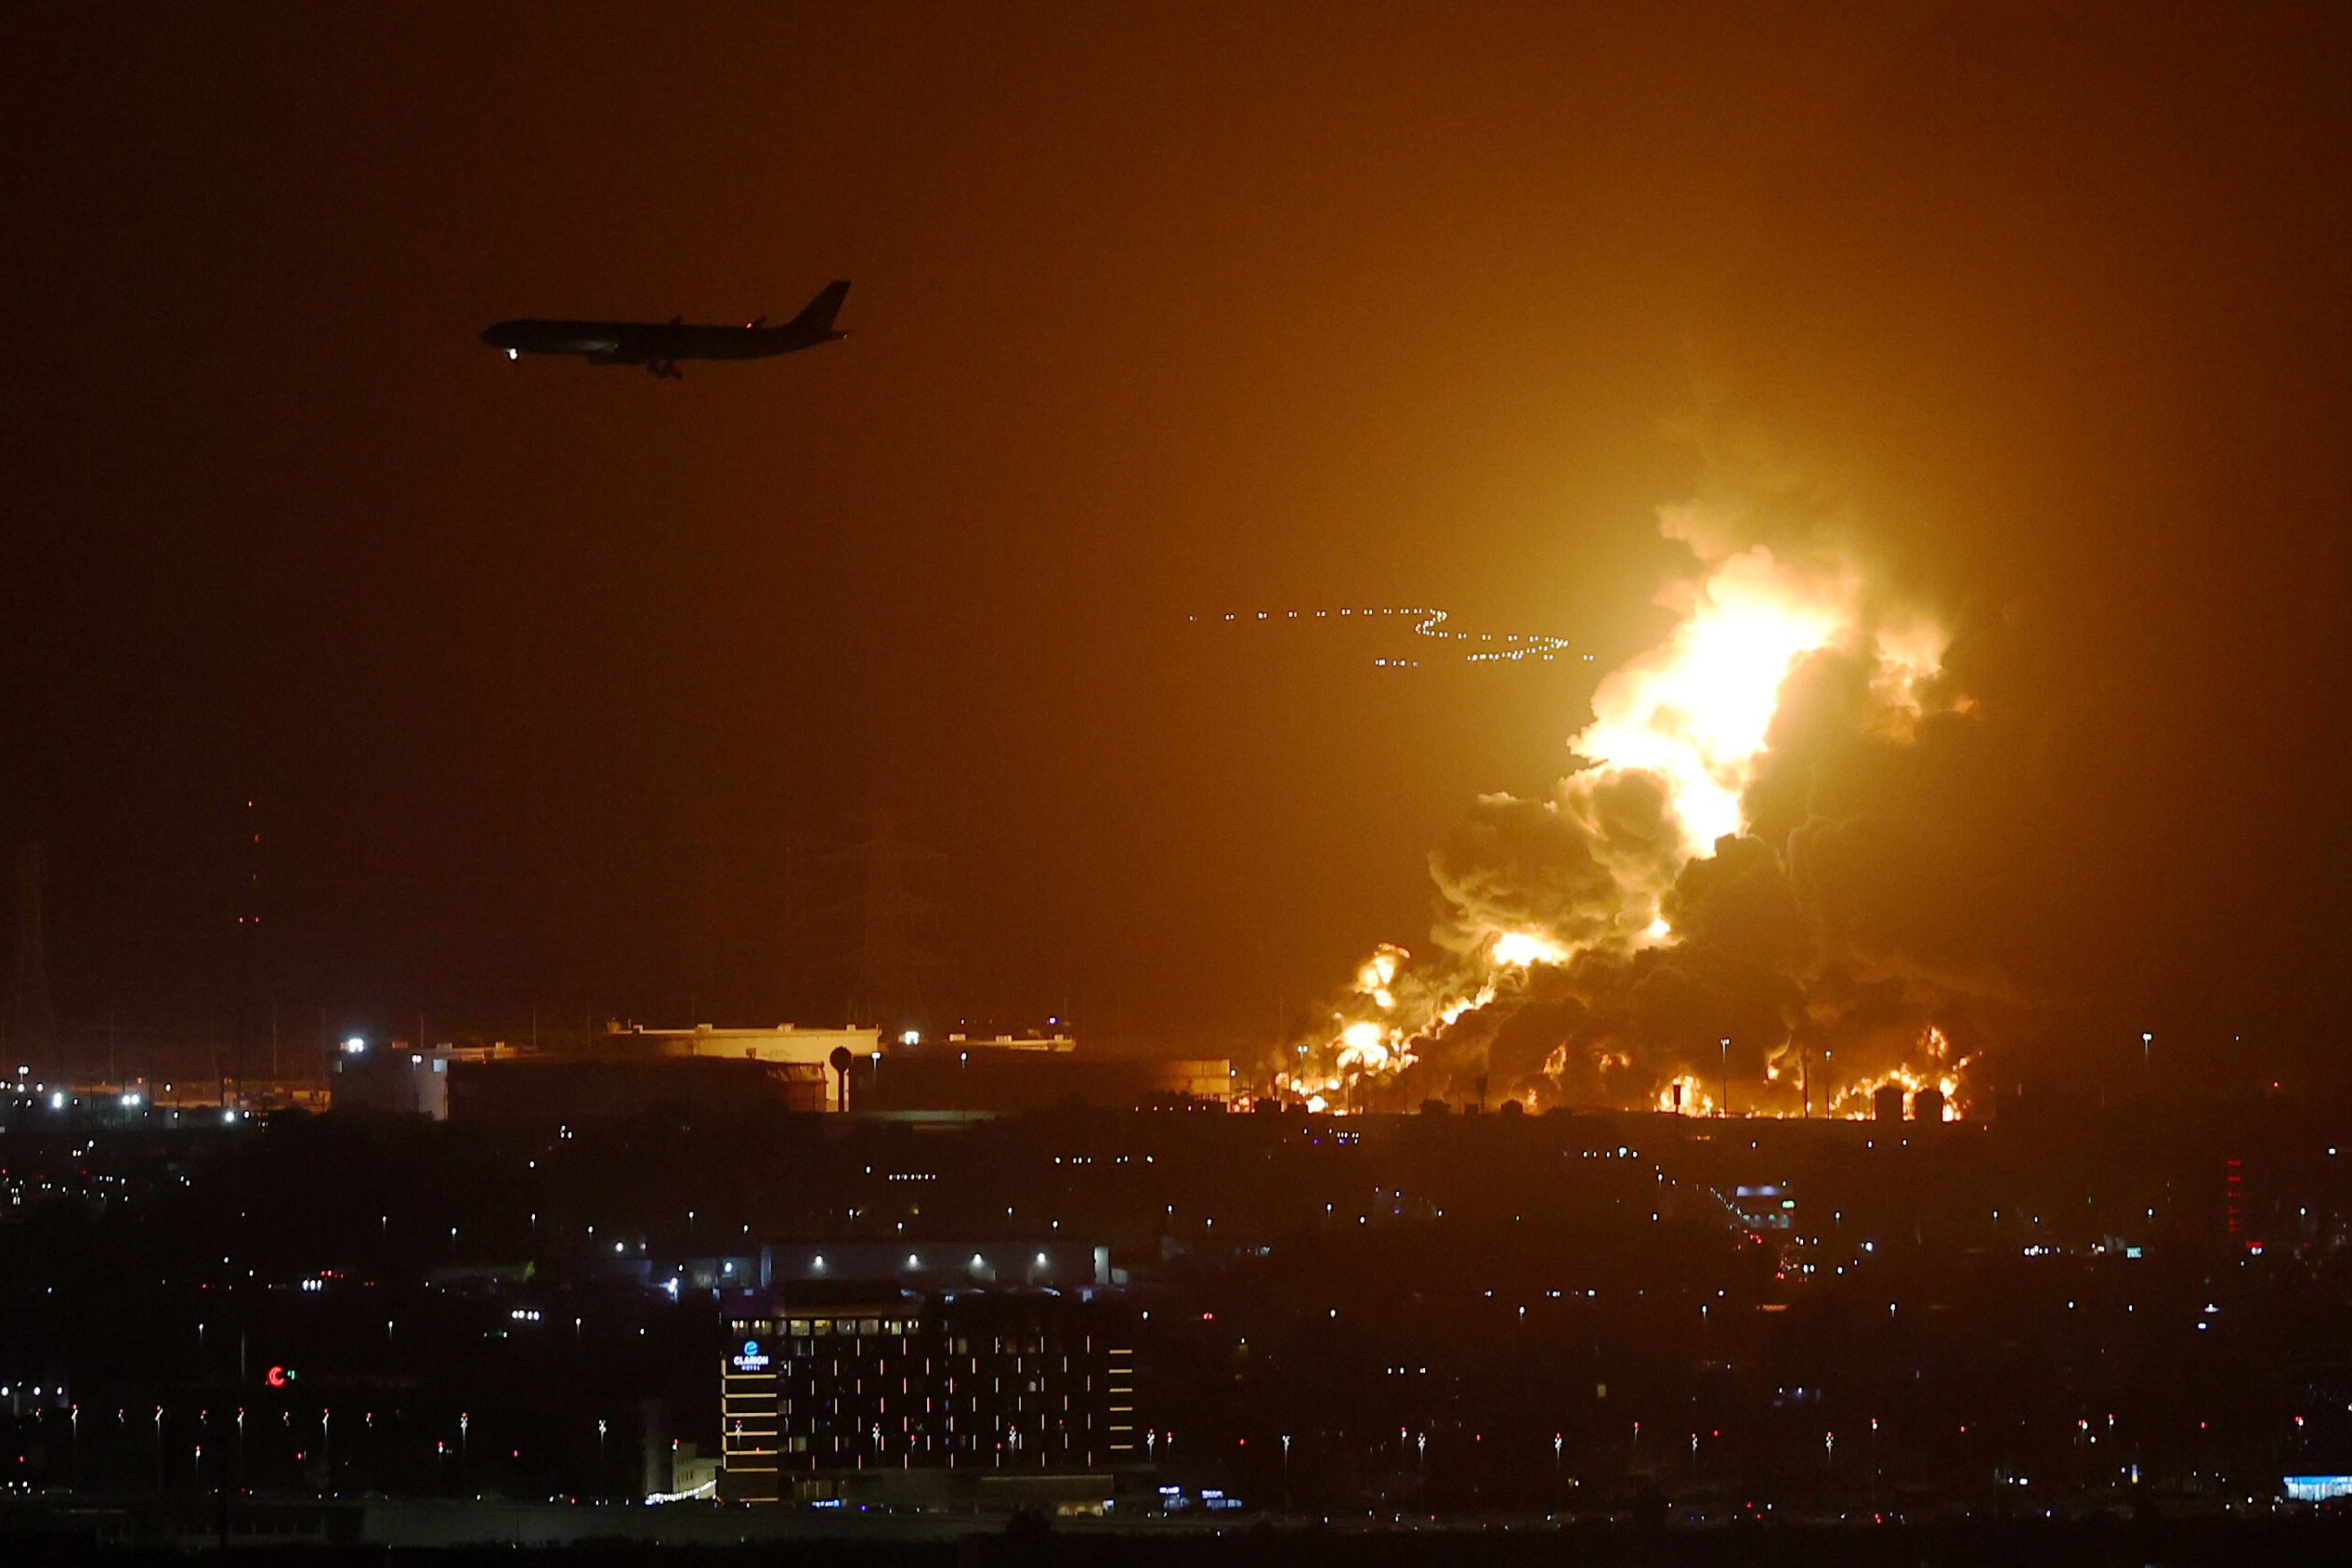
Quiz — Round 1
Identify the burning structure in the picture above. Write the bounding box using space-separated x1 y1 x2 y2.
1277 491 1992 1120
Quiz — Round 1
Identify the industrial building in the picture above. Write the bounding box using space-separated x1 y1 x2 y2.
318 1020 1231 1126
329 1041 452 1117
858 1039 1232 1115
433 1025 882 1122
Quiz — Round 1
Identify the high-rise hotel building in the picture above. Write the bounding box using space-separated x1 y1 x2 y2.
720 1282 1138 1504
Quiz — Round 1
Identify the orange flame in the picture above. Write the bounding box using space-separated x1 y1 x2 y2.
1287 522 1956 1116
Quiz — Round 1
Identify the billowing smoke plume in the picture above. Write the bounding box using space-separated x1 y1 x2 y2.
1277 488 2000 1117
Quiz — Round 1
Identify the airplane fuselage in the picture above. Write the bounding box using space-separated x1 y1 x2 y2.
479 318 840 364
480 281 850 377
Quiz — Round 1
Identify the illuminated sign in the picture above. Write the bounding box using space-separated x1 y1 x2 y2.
2287 1475 2352 1502
729 1337 771 1373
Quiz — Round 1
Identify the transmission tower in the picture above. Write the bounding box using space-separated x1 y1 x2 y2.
829 811 947 1032
235 796 267 1094
10 842 57 1059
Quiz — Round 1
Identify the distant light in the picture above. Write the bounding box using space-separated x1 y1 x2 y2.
48 1091 64 1110
222 1109 238 1125
120 1091 143 1108
506 347 518 361
343 1038 366 1055
898 1030 920 1047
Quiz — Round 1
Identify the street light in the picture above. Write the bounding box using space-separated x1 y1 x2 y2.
1281 1433 1291 1512
1719 1038 1731 1116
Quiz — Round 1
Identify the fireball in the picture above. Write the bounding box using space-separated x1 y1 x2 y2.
1575 546 1864 854
1285 514 1959 1117
1491 931 1568 968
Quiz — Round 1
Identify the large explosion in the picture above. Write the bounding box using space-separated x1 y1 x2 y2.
1275 498 1986 1118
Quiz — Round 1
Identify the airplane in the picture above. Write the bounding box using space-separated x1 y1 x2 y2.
480 280 851 379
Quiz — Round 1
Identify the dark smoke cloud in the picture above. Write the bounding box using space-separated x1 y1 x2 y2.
1318 485 2011 1113
1425 773 1678 959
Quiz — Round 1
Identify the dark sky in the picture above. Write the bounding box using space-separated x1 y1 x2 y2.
3 4 2346 1074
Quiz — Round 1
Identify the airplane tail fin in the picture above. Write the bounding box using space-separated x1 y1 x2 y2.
787 280 852 337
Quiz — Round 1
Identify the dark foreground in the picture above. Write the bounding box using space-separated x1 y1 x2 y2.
7 1510 2352 1568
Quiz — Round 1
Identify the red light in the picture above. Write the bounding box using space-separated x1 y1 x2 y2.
264 1365 288 1389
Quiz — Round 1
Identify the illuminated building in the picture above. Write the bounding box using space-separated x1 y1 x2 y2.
606 1023 882 1069
446 1024 884 1120
720 1283 1138 1507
